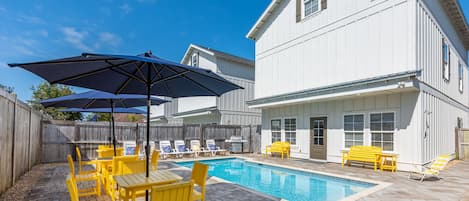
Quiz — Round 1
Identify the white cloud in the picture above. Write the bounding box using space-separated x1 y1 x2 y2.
61 27 92 52
119 3 132 14
94 32 122 50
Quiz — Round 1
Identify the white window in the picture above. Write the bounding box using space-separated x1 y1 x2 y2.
344 114 364 148
459 61 463 93
285 118 296 144
271 119 281 143
303 0 320 17
192 53 198 67
370 113 395 151
443 39 450 81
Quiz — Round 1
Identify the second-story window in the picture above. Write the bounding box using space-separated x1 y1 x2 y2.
192 53 198 67
459 62 463 93
304 0 319 17
443 39 450 81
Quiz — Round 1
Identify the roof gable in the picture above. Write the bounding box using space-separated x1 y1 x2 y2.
180 44 254 67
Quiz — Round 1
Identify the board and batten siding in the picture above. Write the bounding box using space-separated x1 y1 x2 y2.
261 92 422 170
417 1 469 106
254 0 415 99
421 92 469 164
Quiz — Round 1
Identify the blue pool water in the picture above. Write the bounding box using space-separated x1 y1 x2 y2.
177 158 374 201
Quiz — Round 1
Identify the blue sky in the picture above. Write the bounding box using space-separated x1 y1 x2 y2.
0 0 270 101
0 1 468 102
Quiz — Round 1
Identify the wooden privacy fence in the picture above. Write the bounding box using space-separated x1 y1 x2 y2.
456 128 469 160
0 88 43 195
42 121 261 163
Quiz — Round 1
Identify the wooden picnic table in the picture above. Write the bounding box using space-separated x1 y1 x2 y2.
114 170 183 201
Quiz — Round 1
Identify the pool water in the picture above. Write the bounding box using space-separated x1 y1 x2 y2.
177 158 374 201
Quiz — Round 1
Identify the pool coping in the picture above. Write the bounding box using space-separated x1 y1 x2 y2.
169 156 392 201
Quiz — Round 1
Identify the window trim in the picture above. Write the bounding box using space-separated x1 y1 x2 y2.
369 112 396 152
284 117 297 145
343 113 365 149
442 39 450 82
191 52 199 67
271 119 282 143
302 0 321 19
459 61 463 93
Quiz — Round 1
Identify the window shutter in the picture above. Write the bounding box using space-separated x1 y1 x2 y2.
321 0 327 10
296 0 301 22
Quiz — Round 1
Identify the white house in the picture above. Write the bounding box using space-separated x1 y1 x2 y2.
150 44 261 125
247 0 469 170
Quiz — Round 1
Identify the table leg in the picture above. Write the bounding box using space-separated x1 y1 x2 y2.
132 189 137 201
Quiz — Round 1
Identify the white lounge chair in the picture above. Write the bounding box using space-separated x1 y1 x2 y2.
174 140 194 158
190 140 210 157
123 141 137 156
409 154 451 182
159 140 178 159
206 139 229 156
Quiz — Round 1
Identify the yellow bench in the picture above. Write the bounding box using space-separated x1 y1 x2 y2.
342 146 382 171
265 142 290 159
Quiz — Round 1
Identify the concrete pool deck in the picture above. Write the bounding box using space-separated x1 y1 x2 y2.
1 154 468 201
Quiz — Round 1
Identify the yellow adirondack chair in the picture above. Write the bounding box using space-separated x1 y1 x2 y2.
409 154 451 182
75 146 98 175
151 150 160 171
135 145 141 155
105 155 138 201
67 155 101 196
66 174 98 201
191 162 209 201
151 180 194 201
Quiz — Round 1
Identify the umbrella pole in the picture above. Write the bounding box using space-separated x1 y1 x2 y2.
111 101 117 156
109 118 112 146
145 74 151 201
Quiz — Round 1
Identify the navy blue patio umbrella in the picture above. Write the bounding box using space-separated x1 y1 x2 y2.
9 51 242 199
41 90 167 155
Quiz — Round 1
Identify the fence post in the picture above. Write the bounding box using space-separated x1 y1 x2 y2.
10 97 17 186
199 124 204 146
27 108 32 171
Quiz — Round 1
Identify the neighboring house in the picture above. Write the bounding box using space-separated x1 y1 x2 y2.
247 0 469 170
150 44 261 125
150 98 183 125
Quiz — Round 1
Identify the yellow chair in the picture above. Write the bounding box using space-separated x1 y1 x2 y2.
67 155 101 196
66 174 98 201
409 154 451 182
105 155 138 201
98 145 112 150
117 160 147 200
76 146 98 175
191 162 209 201
66 175 79 201
98 147 124 158
151 150 160 171
342 146 382 171
135 145 141 155
151 180 194 201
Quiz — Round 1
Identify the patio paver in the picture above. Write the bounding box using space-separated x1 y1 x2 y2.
1 154 469 201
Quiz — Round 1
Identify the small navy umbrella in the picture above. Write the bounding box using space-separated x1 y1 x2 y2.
9 51 242 200
42 90 167 155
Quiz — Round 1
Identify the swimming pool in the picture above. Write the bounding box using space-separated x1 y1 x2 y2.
177 158 375 201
